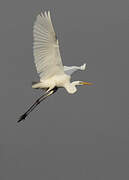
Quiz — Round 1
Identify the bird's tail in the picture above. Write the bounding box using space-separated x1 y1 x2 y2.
32 82 41 89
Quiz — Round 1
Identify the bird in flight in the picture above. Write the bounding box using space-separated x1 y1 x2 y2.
18 11 92 123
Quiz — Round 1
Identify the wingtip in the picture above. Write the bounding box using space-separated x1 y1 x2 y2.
81 63 87 70
38 10 51 19
48 10 51 19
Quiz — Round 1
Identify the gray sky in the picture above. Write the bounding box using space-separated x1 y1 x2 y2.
0 0 128 179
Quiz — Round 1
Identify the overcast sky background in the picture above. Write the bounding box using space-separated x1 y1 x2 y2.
0 0 128 179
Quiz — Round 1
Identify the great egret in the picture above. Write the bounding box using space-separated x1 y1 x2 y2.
18 11 92 123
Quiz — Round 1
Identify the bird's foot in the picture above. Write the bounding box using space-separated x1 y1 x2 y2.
17 113 27 123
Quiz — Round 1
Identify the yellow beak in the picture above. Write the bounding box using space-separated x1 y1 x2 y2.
80 82 93 85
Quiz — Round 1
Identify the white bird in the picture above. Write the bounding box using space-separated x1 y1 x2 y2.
18 11 92 122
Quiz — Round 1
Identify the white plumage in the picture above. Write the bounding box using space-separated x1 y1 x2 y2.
33 11 91 94
18 11 92 123
33 11 64 80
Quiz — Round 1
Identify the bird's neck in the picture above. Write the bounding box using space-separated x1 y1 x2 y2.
64 81 79 94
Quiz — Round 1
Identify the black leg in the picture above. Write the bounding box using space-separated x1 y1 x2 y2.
17 87 58 123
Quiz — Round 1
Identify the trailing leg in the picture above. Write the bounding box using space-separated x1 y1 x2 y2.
18 87 58 123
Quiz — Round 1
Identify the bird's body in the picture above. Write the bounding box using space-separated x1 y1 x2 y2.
32 73 70 89
32 63 87 93
18 11 92 122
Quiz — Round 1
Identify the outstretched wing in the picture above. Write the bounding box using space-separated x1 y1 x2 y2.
64 63 86 76
33 11 64 80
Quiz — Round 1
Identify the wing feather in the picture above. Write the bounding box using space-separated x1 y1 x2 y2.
33 11 64 80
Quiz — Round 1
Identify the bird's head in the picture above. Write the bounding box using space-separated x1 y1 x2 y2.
65 81 93 94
